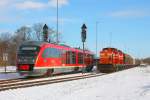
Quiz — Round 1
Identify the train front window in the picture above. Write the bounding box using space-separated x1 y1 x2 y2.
17 46 40 64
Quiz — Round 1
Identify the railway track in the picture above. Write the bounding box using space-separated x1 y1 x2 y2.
0 73 105 92
0 78 24 85
0 71 84 84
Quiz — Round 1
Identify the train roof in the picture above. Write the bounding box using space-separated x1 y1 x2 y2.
21 41 45 47
20 41 94 55
103 47 116 50
101 47 126 54
103 47 118 51
118 50 123 52
102 47 124 52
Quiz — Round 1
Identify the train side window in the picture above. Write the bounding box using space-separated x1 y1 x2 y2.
78 53 83 64
66 51 69 64
61 50 66 64
66 51 76 64
42 48 61 58
72 52 76 64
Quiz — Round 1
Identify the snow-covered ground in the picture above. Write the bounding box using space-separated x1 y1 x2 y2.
0 66 20 80
0 66 150 100
0 73 21 80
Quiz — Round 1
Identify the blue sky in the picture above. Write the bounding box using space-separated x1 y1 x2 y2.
0 0 150 58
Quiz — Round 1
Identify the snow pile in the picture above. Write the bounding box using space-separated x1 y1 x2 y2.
0 66 150 100
0 73 20 80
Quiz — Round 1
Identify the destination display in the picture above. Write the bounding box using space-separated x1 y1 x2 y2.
21 47 37 51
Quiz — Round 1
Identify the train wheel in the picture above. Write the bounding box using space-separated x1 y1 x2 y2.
74 67 79 72
45 69 54 77
116 66 119 72
81 67 86 73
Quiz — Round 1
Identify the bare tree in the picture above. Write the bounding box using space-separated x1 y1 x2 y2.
143 57 150 65
0 32 12 42
48 28 56 43
15 26 32 41
32 23 43 41
32 23 60 43
13 26 32 47
0 32 12 66
0 23 63 66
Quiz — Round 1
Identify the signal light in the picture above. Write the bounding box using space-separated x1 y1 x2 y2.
19 65 29 70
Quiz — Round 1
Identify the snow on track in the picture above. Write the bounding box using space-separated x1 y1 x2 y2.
0 66 150 100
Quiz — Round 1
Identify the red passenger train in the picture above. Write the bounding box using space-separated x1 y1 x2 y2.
17 41 94 77
98 47 134 72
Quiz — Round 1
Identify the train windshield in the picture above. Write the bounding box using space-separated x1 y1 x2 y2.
19 46 40 53
17 46 40 64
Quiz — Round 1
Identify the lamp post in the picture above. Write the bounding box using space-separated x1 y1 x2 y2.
81 24 87 72
56 0 59 43
96 21 99 68
96 21 99 58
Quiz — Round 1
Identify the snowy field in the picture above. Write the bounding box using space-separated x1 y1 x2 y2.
0 66 150 100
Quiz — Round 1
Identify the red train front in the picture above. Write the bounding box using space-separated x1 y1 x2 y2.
17 41 94 77
100 48 121 65
98 47 134 72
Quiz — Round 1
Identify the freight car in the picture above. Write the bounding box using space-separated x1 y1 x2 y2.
97 47 134 73
16 41 94 77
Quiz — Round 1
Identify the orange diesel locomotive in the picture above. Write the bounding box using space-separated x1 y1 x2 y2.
98 48 134 72
17 41 94 77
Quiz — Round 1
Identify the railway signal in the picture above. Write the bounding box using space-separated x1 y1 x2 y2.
81 24 87 72
81 24 87 42
43 24 49 42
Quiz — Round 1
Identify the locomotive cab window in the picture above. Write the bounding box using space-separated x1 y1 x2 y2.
42 48 61 58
